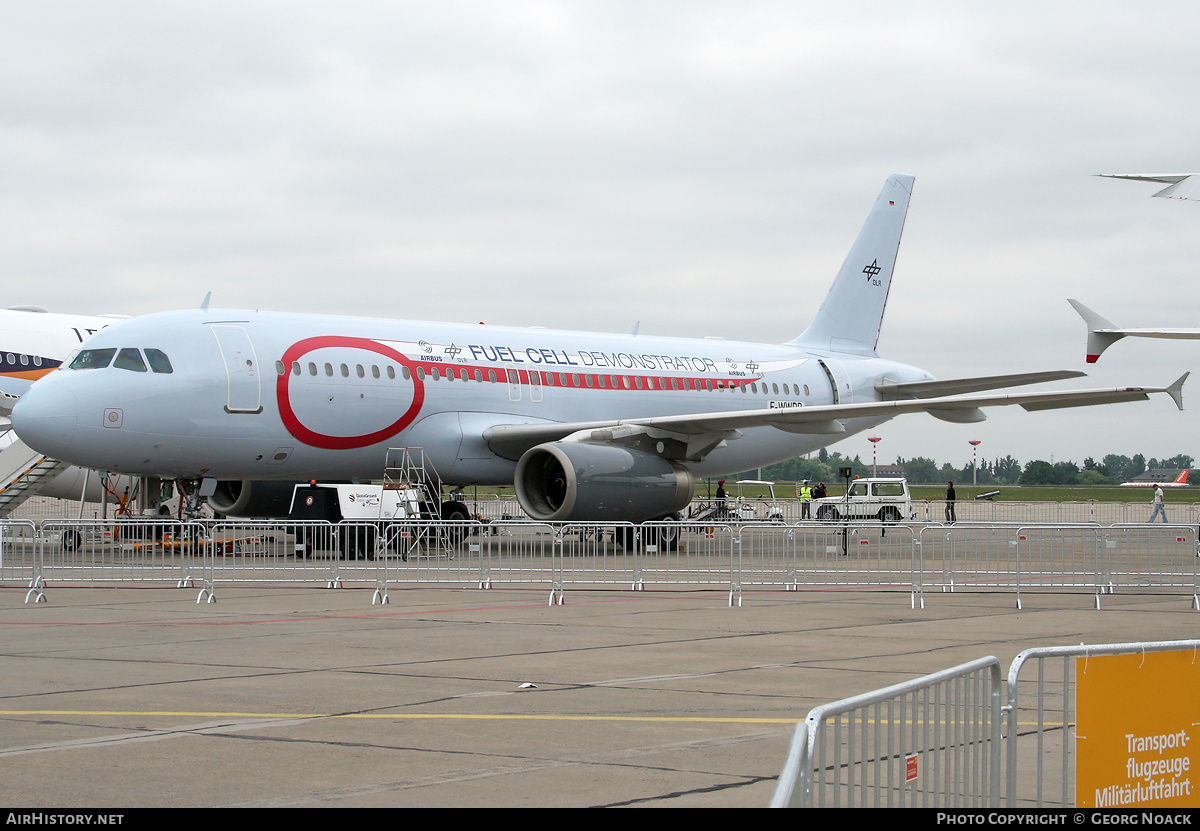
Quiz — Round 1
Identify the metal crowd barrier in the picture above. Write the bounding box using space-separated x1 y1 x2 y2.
0 519 41 602
1005 640 1200 809
918 523 1198 609
914 500 1200 526
772 639 1200 808
770 657 1004 808
5 518 1199 609
36 518 215 601
738 522 921 606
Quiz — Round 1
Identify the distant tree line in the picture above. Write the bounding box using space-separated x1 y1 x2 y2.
760 451 1194 486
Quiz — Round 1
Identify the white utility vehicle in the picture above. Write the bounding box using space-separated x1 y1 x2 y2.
732 479 786 521
814 477 912 523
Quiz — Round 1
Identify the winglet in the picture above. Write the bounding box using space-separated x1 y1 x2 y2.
200 291 212 312
1166 372 1188 411
1068 299 1124 363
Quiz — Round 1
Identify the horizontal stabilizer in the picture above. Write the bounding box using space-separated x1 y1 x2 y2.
875 370 1085 399
1069 298 1200 362
1097 173 1200 201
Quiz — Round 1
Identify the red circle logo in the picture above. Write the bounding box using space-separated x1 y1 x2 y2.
277 336 425 449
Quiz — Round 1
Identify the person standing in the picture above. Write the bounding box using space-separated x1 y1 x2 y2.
715 480 727 517
945 481 956 523
1149 485 1168 523
798 479 813 520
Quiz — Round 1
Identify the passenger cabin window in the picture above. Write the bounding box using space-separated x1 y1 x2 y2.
69 348 116 370
114 348 147 372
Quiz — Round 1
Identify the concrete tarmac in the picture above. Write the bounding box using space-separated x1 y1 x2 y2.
1 582 1197 808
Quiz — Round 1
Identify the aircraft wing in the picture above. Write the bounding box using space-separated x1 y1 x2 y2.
1097 173 1200 201
874 369 1085 398
484 374 1188 461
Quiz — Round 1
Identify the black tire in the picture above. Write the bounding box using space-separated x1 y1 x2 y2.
341 525 376 560
643 513 682 552
615 525 637 551
63 529 82 552
879 506 901 524
441 501 470 544
817 505 838 522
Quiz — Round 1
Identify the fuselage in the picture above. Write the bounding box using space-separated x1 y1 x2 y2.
11 308 933 483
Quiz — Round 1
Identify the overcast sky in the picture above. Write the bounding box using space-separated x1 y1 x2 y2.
4 1 1199 472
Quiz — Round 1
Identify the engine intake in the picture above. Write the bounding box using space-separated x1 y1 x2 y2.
208 480 299 518
514 442 694 522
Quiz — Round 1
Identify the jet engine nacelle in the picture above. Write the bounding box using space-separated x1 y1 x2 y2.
208 480 299 518
514 441 694 523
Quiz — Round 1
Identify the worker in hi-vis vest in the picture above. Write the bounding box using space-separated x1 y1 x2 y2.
798 480 813 520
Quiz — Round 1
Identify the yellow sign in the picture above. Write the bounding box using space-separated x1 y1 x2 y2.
1076 650 1200 807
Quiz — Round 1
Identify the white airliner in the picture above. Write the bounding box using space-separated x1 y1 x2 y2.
1120 470 1189 488
0 307 124 405
1068 299 1200 363
10 174 1189 523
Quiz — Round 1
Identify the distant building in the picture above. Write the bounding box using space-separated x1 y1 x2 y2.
874 465 906 477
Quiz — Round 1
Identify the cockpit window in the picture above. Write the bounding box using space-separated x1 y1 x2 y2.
145 349 173 374
69 348 116 370
114 348 148 372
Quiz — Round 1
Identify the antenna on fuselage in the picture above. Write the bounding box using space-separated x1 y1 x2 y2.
200 292 211 312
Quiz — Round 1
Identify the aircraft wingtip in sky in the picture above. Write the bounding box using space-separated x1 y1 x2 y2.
10 175 1189 525
1096 173 1200 201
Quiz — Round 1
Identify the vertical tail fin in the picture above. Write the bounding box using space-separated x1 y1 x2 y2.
1067 299 1124 363
790 173 914 355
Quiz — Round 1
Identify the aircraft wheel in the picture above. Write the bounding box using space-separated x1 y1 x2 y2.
441 501 470 544
615 525 637 551
342 526 376 560
645 513 682 552
63 530 82 552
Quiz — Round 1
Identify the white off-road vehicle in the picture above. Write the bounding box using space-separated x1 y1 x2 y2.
814 477 912 523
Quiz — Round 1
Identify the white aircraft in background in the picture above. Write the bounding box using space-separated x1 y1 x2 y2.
1068 299 1200 363
1097 174 1200 201
1120 470 1190 488
0 307 124 406
11 174 1189 524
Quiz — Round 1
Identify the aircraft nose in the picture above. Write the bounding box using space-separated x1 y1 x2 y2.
11 377 79 459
